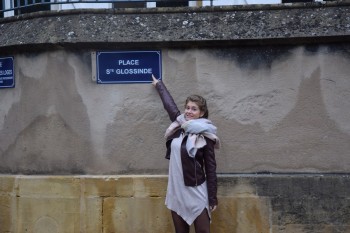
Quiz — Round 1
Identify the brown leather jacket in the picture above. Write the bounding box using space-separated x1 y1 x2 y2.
155 81 218 207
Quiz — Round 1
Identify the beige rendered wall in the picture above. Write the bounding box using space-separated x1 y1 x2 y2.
0 46 350 174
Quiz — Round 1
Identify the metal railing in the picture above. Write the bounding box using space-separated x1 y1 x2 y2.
1 0 330 17
1 0 209 13
1 0 286 17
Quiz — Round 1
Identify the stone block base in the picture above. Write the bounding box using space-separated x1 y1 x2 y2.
0 174 349 233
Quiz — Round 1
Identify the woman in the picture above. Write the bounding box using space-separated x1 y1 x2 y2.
152 75 220 233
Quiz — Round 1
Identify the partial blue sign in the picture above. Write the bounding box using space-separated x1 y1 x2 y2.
0 57 15 88
96 51 162 84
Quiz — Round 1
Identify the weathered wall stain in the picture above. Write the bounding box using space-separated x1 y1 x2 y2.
208 46 294 70
1 115 93 174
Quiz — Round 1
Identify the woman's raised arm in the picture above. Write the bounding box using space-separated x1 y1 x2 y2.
152 74 181 122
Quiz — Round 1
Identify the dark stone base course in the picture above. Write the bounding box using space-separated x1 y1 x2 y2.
273 224 350 233
218 174 350 229
272 197 350 225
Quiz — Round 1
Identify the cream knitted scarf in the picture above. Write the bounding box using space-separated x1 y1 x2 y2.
165 114 220 158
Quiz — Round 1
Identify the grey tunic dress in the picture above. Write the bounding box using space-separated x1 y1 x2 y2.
165 133 211 225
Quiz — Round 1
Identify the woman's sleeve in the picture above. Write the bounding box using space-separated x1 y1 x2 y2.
155 81 181 122
203 138 218 207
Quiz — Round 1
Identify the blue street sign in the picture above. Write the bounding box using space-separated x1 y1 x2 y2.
96 51 162 84
0 57 15 88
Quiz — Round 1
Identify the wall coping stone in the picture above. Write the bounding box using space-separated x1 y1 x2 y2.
1 1 350 52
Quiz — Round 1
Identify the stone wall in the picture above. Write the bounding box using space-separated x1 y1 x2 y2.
1 2 350 233
1 175 350 233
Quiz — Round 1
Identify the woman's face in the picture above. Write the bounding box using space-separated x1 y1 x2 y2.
184 101 203 120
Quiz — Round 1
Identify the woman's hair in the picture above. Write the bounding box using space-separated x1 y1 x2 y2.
185 95 209 119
